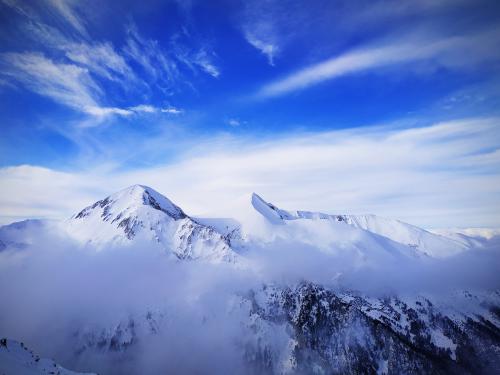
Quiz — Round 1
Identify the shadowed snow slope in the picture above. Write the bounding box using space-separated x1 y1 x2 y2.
62 185 238 262
251 193 471 258
0 219 48 250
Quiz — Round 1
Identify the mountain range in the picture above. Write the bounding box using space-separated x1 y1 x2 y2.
0 185 498 374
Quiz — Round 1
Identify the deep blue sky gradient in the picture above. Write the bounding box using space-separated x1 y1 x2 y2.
1 0 500 169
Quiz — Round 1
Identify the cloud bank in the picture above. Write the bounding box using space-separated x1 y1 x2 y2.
0 117 499 228
0 210 498 374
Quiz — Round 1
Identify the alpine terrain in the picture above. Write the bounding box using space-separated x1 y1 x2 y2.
0 185 498 374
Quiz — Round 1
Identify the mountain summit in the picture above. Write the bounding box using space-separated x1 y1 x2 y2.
251 193 471 257
63 185 238 262
73 185 187 232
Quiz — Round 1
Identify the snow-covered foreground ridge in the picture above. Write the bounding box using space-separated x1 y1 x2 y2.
0 185 499 374
0 339 96 375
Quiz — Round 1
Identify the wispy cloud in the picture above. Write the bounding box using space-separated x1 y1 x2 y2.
64 42 133 81
21 20 139 86
0 51 142 119
240 1 282 66
83 106 133 117
193 49 220 78
161 107 183 114
123 25 221 94
0 2 218 123
227 118 241 127
46 0 88 36
0 49 187 121
259 30 500 97
124 25 179 92
0 52 100 112
1 118 499 228
128 104 157 113
244 32 278 66
130 105 184 114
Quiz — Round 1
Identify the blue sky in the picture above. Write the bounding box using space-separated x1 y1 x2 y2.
0 0 500 227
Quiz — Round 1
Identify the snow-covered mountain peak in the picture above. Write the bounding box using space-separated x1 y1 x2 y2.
251 193 471 258
63 185 239 263
73 184 187 223
251 193 295 223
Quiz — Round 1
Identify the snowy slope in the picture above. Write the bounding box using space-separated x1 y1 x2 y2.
0 185 498 375
434 227 500 240
0 339 96 375
431 227 500 248
336 214 469 257
251 193 471 258
62 185 239 263
0 219 48 251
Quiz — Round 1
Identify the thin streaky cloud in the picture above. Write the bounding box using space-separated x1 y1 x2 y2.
83 106 133 117
0 52 142 120
46 0 88 36
20 21 137 85
259 30 500 97
64 42 133 81
0 52 100 112
161 107 183 114
128 104 157 113
129 105 184 114
193 50 220 78
240 1 285 66
0 2 220 124
245 32 278 66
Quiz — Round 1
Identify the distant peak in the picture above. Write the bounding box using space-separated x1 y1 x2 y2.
251 193 280 210
120 184 155 195
251 193 295 223
74 185 187 221
113 185 187 219
251 192 266 204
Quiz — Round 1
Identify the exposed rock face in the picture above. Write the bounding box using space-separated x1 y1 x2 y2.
69 283 499 374
64 185 239 263
74 311 166 354
242 283 500 374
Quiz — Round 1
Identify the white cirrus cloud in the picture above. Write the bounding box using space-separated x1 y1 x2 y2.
259 29 500 97
128 104 157 113
64 42 133 81
245 32 278 66
83 106 133 117
128 105 184 114
46 0 88 36
0 51 100 111
193 50 220 78
0 52 138 119
0 3 220 122
161 107 183 114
